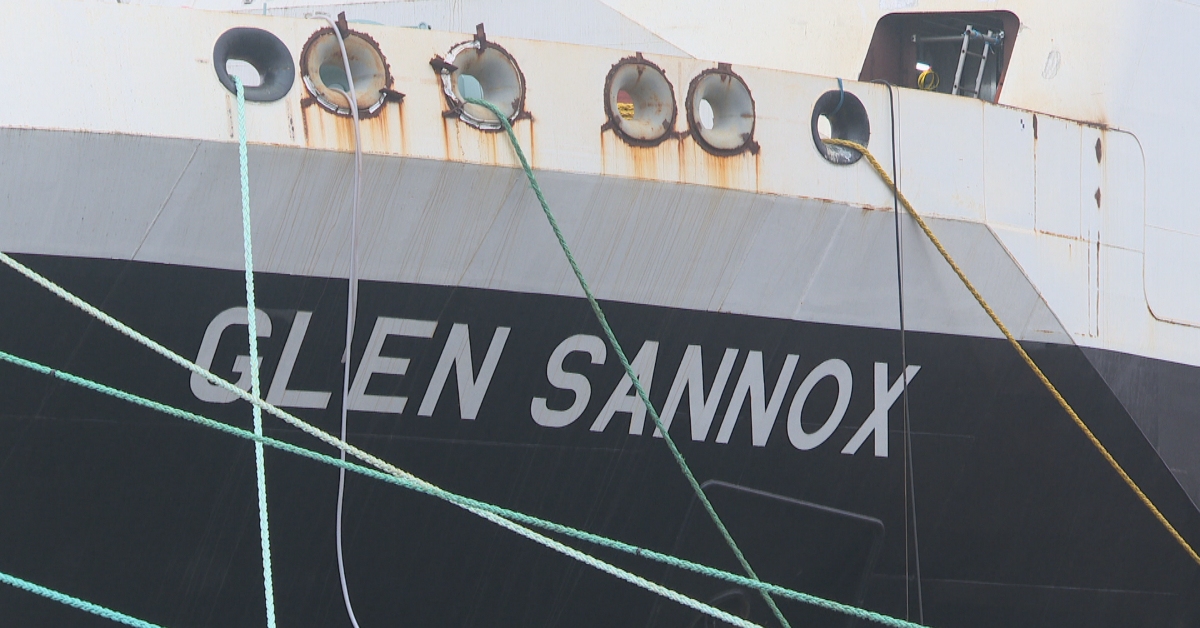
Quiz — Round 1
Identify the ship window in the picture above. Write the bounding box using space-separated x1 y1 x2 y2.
859 11 1018 103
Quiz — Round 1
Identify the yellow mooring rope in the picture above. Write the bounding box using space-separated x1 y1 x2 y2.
825 137 1200 567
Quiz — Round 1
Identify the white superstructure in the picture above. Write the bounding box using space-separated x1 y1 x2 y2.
10 0 1200 369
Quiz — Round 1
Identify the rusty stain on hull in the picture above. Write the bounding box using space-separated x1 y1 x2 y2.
300 96 410 156
599 128 759 192
397 104 409 156
528 120 537 170
436 110 536 168
441 114 454 162
286 101 296 143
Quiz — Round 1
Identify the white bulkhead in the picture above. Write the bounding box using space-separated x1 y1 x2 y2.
5 0 1200 370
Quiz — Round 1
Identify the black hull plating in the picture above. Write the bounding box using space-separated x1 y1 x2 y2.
1 254 1198 627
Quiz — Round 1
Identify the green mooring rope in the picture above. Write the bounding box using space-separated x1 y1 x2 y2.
463 98 792 628
0 250 767 627
0 570 163 628
233 77 278 628
0 351 762 628
0 349 929 628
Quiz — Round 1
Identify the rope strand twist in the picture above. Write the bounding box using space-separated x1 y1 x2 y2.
234 76 278 628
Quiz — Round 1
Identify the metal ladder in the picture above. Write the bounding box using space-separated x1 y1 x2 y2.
951 25 1004 98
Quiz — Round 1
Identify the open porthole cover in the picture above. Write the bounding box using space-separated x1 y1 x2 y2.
213 27 295 102
436 28 526 131
811 89 870 165
301 27 392 116
603 55 677 147
686 65 757 156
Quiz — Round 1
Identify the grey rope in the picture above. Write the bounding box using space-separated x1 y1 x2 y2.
312 12 365 628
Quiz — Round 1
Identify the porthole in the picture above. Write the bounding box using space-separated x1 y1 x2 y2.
213 28 295 102
300 26 392 116
432 25 526 131
811 88 870 165
603 55 677 147
686 65 757 156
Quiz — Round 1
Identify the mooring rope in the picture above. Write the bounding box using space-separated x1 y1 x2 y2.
311 12 366 628
871 80 924 622
0 569 163 628
0 348 931 628
233 76 278 628
463 97 792 628
0 254 771 628
824 137 1200 568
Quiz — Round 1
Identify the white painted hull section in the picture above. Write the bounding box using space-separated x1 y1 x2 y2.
5 0 1199 369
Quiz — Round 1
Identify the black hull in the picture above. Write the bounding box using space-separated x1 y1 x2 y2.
2 254 1198 627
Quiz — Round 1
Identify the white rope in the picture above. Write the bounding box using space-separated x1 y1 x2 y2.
0 250 762 627
233 76 277 628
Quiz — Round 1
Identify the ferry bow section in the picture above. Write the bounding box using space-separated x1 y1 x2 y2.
1 1 1199 626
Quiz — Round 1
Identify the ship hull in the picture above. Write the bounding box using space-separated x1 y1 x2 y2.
2 253 1198 627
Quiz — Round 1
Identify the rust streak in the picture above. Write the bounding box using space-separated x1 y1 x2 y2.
600 131 610 175
299 100 312 145
482 129 498 165
629 139 651 179
754 150 762 193
398 104 408 156
366 116 385 153
286 101 296 143
527 119 537 170
441 115 454 162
